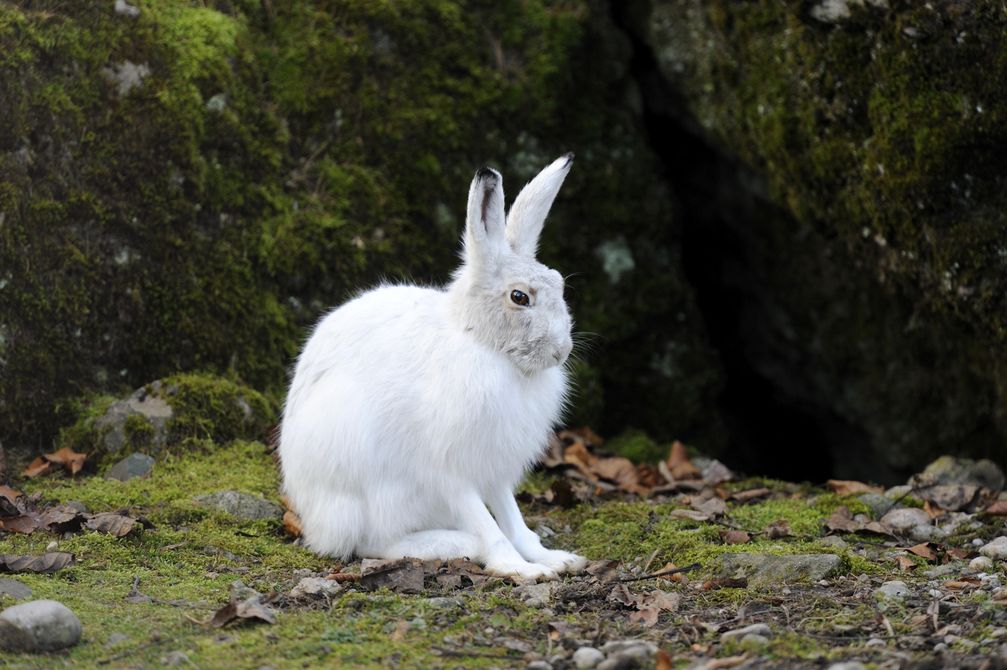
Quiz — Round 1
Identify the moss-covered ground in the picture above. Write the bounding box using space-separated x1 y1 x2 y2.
2 441 1005 668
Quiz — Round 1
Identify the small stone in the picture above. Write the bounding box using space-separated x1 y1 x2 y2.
114 0 141 17
45 541 58 552
740 633 769 650
865 637 886 648
289 577 342 599
0 600 82 652
513 582 555 608
162 651 189 666
572 646 605 669
857 492 892 519
106 452 156 481
819 535 848 549
721 623 772 642
933 642 948 653
923 564 958 578
194 491 282 521
885 485 913 500
716 553 842 586
980 537 1007 560
880 507 936 540
828 663 868 670
598 639 657 659
918 455 1005 490
0 579 32 600
969 556 994 572
875 580 910 599
526 662 552 670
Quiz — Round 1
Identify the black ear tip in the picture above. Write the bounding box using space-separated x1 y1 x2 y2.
476 166 497 180
562 152 574 167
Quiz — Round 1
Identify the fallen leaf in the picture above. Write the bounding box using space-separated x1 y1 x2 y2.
764 519 792 539
45 447 88 475
945 547 971 561
585 559 621 583
691 496 727 517
86 512 139 537
39 505 86 533
0 515 38 534
943 578 980 590
906 542 938 562
656 562 686 584
827 479 883 496
669 508 710 522
656 649 673 670
923 500 947 519
0 485 21 505
983 500 1007 516
592 456 645 494
23 457 51 478
824 506 894 537
719 530 751 545
360 558 425 593
0 552 74 573
667 441 700 480
895 555 916 571
728 488 771 503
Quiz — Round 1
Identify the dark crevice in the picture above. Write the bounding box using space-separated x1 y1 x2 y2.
611 2 882 483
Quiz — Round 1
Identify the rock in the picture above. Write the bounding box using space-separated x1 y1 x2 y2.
0 579 32 600
598 639 657 660
865 637 886 648
875 581 910 599
572 646 605 669
113 0 141 18
884 485 914 501
161 651 189 666
289 577 342 599
917 456 1005 491
828 664 868 670
880 508 936 540
105 452 155 481
818 535 848 549
513 582 555 608
981 537 1007 561
194 491 282 521
526 662 552 670
970 556 995 572
0 600 82 652
716 553 842 587
857 492 893 519
721 623 772 642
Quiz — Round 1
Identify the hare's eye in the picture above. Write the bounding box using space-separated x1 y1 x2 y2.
510 289 530 307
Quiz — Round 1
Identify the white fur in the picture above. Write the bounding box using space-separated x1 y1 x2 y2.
280 155 586 579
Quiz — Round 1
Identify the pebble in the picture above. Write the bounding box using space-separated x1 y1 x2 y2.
106 452 155 481
0 600 82 652
572 646 605 669
526 661 552 670
969 556 994 572
980 537 1007 560
597 639 657 668
194 491 283 521
288 577 342 599
828 663 868 670
0 579 32 601
880 508 933 540
819 535 848 549
875 581 910 599
513 582 555 608
721 622 772 642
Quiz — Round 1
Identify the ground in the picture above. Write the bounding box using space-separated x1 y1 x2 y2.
1 438 1005 669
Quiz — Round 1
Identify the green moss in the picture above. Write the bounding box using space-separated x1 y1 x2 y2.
606 429 667 464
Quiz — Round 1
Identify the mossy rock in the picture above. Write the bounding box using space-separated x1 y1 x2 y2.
632 1 1007 472
0 1 722 453
60 373 276 469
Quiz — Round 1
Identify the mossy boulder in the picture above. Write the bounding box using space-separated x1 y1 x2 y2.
60 373 275 469
630 0 1007 473
0 1 721 452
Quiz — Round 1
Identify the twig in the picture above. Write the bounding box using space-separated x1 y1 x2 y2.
619 562 701 583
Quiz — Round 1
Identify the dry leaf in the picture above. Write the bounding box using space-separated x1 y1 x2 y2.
0 552 74 573
45 447 87 475
283 510 302 537
943 578 980 590
592 456 644 493
827 479 883 496
719 529 751 545
906 542 938 562
667 441 700 480
23 457 51 478
0 485 21 505
946 547 971 561
86 512 139 537
360 558 425 593
691 496 727 517
764 519 792 539
0 515 38 534
656 649 673 670
656 562 686 584
895 555 916 571
39 506 86 533
669 508 710 522
728 487 771 503
983 500 1007 516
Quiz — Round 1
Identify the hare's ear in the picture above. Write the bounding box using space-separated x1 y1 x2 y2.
505 153 573 258
463 165 507 269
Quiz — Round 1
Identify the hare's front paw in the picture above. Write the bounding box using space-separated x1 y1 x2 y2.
486 558 558 582
533 549 588 575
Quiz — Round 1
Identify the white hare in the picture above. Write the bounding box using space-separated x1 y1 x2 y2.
279 155 586 580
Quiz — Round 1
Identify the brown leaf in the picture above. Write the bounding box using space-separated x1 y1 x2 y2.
895 555 916 571
592 456 643 493
827 479 883 496
655 649 673 670
946 547 972 561
585 559 621 583
360 558 425 593
283 510 302 537
764 519 792 539
669 508 710 522
656 562 686 584
825 506 895 537
0 552 74 573
0 485 21 505
667 441 700 480
23 457 51 478
0 515 39 534
728 487 771 503
206 593 276 628
719 530 751 545
906 542 938 562
943 578 980 590
45 447 88 475
923 500 947 519
39 505 86 533
983 500 1007 516
86 512 139 537
691 496 727 517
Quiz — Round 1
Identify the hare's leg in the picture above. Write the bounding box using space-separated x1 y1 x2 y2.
452 489 557 580
373 530 480 561
297 493 365 560
486 488 588 574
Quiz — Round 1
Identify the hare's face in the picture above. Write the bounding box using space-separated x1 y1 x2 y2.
496 256 572 374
